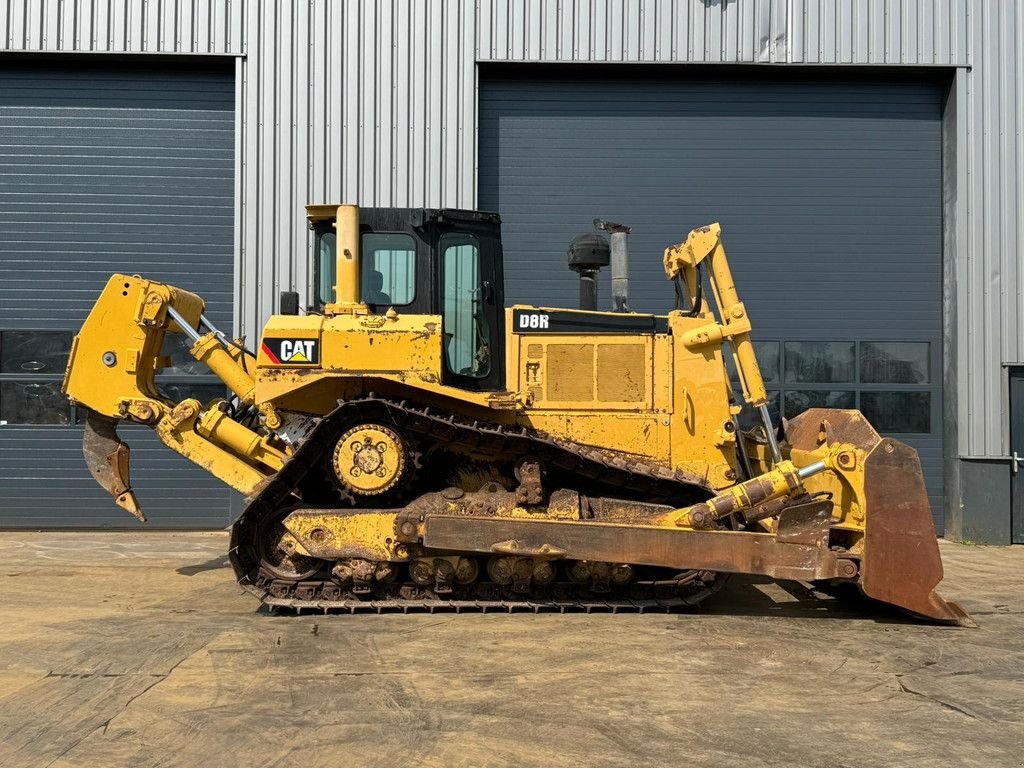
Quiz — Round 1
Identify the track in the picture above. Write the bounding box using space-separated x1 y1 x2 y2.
229 395 722 613
261 589 726 615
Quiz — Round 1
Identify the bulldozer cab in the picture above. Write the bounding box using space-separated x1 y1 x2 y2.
308 206 506 391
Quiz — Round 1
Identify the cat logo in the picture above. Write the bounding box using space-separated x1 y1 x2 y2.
261 338 320 365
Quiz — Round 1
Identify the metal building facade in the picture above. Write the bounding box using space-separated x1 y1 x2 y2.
1 0 1020 540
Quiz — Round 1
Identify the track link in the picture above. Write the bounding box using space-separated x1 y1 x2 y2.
230 395 718 613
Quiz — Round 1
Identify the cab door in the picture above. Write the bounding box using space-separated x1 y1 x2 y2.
430 213 505 392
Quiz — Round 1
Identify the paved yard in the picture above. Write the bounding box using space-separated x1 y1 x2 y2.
0 532 1020 767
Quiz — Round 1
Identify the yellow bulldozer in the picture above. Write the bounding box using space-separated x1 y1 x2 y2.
62 205 969 623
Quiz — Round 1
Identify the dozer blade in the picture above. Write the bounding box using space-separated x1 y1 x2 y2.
860 439 972 626
786 409 972 626
83 410 145 522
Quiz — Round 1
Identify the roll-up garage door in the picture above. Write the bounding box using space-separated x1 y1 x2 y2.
0 61 236 528
479 70 946 530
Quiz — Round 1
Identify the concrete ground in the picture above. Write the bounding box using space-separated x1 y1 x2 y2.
0 534 1020 768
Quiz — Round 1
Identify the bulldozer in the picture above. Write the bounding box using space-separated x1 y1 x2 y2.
62 204 970 623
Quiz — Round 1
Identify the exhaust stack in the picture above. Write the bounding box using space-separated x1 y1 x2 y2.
594 219 632 312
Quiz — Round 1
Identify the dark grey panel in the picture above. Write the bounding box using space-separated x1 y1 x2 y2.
0 61 235 528
1010 367 1024 544
479 71 945 529
958 459 1012 545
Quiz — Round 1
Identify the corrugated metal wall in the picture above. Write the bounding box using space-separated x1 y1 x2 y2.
2 0 1021 461
958 1 1024 458
477 0 968 65
234 0 477 338
1 0 244 54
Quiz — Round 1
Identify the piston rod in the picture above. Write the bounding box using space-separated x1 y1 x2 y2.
200 314 231 345
166 305 203 344
759 403 783 464
798 460 827 479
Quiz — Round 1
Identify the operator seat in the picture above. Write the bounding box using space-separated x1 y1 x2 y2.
362 268 392 306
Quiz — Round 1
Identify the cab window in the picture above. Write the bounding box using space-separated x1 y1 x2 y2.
361 233 416 306
441 233 490 379
316 230 416 308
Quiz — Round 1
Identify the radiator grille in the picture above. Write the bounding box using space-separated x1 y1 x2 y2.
547 344 594 401
597 344 645 402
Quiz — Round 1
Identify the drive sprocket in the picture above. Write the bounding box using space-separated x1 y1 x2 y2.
331 423 407 496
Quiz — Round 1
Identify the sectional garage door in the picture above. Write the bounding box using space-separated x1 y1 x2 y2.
0 61 236 528
479 70 946 530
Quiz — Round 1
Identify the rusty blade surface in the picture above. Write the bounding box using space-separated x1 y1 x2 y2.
861 439 972 626
785 407 882 454
83 410 145 521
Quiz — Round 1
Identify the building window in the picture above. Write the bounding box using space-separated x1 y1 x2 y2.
860 392 932 433
784 341 855 383
734 338 935 435
0 381 71 425
860 341 930 384
0 331 74 425
754 341 781 384
0 329 227 426
783 390 856 418
0 331 72 374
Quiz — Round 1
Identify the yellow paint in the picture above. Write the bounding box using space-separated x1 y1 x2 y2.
284 511 404 561
791 442 870 533
664 223 769 408
196 407 288 472
63 274 203 418
150 399 270 496
328 204 362 313
62 275 278 509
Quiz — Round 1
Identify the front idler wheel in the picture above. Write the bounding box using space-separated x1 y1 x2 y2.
256 508 321 581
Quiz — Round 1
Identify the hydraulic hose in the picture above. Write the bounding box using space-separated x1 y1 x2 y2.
674 264 704 317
